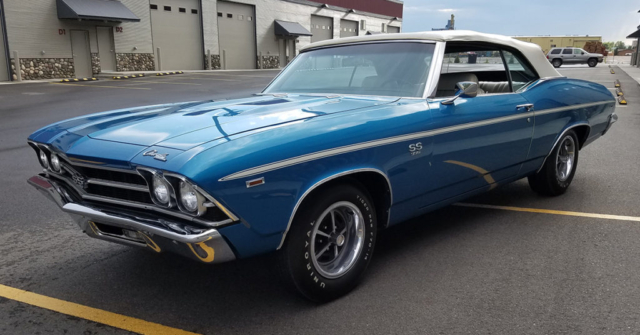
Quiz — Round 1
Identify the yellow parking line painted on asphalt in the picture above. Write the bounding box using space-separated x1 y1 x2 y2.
179 77 243 81
50 82 151 90
131 81 202 86
0 284 199 335
455 203 640 222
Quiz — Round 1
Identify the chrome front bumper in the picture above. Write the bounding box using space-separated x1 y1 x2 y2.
28 174 236 264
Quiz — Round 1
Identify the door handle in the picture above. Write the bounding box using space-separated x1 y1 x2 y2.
516 104 534 112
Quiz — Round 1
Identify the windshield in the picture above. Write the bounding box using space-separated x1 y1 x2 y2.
263 42 435 98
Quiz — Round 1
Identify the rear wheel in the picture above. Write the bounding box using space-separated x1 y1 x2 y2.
277 184 377 302
528 130 579 196
552 59 562 68
588 58 598 67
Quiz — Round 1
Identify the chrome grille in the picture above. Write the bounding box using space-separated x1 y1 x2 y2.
45 159 235 227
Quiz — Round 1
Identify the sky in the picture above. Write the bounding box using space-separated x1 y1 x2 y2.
401 0 640 45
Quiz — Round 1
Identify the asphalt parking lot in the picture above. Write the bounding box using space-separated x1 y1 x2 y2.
1 65 639 334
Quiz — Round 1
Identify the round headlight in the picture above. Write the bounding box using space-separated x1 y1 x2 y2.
179 181 198 213
153 175 170 205
50 154 61 172
39 150 49 169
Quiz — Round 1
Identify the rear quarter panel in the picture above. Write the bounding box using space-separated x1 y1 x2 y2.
520 78 616 174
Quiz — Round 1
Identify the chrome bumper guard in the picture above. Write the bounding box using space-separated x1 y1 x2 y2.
28 174 236 264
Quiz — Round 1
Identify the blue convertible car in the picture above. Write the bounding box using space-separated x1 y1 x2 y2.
28 31 617 301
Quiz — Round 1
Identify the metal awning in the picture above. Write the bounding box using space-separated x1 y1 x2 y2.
366 31 382 35
627 29 640 39
57 0 140 22
274 20 312 37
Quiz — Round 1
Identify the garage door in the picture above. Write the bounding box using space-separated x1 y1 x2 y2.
217 1 256 69
388 26 400 33
311 15 333 43
340 19 358 38
0 6 8 81
150 0 203 70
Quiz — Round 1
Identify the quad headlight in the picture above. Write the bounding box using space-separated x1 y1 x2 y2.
152 174 171 205
50 154 61 172
179 181 199 213
38 150 49 169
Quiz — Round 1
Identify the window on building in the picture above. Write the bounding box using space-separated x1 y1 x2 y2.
227 13 233 18
150 4 158 10
550 44 557 48
239 15 244 20
217 12 222 17
562 49 573 55
247 16 252 21
164 5 171 11
192 9 198 14
179 7 186 13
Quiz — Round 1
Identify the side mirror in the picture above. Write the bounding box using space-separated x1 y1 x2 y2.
581 52 585 55
442 82 478 105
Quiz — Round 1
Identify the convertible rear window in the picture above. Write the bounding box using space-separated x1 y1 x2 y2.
263 42 435 98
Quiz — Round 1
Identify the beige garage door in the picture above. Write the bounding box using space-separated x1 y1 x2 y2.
388 26 400 33
150 0 203 70
0 7 8 81
340 19 358 38
311 15 333 43
217 1 256 69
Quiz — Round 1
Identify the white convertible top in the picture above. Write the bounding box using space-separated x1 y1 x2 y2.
300 30 563 79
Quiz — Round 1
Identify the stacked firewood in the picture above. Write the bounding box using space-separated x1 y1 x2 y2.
583 41 607 55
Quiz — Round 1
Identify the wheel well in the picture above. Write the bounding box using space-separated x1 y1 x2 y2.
572 125 590 149
302 171 392 230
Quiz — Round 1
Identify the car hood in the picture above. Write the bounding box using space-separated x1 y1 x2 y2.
58 95 396 151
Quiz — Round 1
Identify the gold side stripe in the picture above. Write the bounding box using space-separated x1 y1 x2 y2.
0 284 199 335
454 203 640 222
220 100 612 181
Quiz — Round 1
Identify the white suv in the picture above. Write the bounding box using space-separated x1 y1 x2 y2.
546 47 604 68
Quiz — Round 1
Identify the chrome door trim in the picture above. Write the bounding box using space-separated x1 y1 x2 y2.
276 168 392 250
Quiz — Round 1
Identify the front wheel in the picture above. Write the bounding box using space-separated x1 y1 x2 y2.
552 59 562 68
528 130 579 196
588 58 598 67
277 183 377 302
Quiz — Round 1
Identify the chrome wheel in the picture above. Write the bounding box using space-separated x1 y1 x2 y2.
555 135 576 182
310 201 365 279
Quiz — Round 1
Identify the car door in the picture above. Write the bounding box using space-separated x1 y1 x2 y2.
423 47 536 204
574 48 587 64
561 48 575 64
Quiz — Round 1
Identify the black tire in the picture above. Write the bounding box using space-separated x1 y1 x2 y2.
277 183 377 302
528 130 580 196
552 59 562 68
588 58 598 67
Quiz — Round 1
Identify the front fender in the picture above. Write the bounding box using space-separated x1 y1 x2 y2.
212 159 390 258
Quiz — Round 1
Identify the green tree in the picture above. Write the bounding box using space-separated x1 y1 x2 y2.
614 41 627 50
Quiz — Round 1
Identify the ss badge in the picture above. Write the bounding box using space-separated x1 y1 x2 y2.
409 142 422 156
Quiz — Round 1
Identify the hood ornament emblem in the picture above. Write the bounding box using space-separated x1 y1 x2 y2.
143 149 169 162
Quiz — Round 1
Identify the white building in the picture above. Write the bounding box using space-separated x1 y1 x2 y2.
0 0 403 81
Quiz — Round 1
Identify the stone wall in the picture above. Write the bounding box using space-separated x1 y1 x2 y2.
204 54 221 70
11 58 75 80
91 53 101 75
259 55 280 69
115 53 155 72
